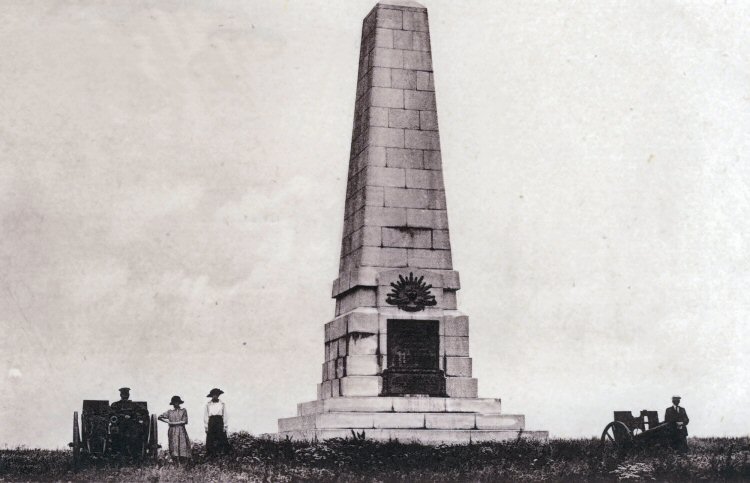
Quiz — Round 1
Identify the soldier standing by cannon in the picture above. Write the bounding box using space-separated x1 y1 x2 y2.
110 387 150 459
665 395 690 453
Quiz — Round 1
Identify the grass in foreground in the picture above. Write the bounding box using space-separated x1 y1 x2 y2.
1 433 749 482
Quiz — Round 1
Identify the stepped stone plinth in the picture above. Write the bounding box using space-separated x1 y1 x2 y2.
276 0 548 444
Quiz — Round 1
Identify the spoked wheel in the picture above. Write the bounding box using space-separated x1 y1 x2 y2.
70 412 81 471
601 421 632 450
148 414 160 461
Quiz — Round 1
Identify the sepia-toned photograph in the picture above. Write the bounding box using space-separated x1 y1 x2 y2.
1 0 748 481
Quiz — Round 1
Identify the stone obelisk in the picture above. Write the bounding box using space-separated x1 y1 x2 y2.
278 0 548 444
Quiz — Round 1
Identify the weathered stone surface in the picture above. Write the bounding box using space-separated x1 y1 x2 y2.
360 246 408 267
475 414 525 430
337 287 377 314
403 50 432 70
423 150 442 170
404 90 436 110
403 10 428 31
377 0 426 10
443 336 469 356
296 396 504 416
337 337 348 357
391 69 417 89
425 413 475 430
382 225 432 247
369 107 389 127
346 355 380 375
318 412 373 428
405 168 443 189
370 87 404 108
297 397 393 416
389 109 420 129
405 129 440 150
347 333 379 355
393 30 413 50
372 47 404 68
391 396 445 412
445 356 472 377
443 314 468 336
445 377 478 398
368 146 388 167
278 415 317 433
320 381 332 399
348 310 380 333
366 166 406 187
327 316 347 341
413 32 431 52
376 7 403 29
383 188 431 209
407 248 452 269
377 267 445 289
442 290 457 309
375 28 394 48
432 229 450 249
420 110 438 130
416 70 434 90
370 126 405 148
372 412 425 428
386 148 423 169
339 375 382 396
406 208 449 229
371 67 391 87
428 190 446 210
351 225 382 249
364 206 407 226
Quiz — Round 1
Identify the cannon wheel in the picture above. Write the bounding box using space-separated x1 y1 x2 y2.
71 412 81 470
148 414 159 461
601 421 633 449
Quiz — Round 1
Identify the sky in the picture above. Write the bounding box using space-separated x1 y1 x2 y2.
1 0 748 449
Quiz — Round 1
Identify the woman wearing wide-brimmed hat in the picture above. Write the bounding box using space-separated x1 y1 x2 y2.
158 396 192 464
204 388 230 456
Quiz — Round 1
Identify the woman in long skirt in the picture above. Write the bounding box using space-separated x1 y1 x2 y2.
204 388 230 456
158 396 192 464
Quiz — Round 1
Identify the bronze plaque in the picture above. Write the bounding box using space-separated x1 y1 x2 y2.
382 319 446 396
387 319 439 370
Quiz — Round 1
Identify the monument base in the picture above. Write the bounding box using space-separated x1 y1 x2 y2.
277 396 548 445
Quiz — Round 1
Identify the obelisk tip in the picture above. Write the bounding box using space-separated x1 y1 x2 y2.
377 0 426 9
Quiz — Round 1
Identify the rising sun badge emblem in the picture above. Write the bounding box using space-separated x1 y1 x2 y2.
386 272 437 312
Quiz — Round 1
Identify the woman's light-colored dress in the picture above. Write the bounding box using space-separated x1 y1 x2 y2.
159 408 191 458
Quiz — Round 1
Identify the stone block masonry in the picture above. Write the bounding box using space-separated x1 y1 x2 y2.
277 0 548 445
340 0 448 274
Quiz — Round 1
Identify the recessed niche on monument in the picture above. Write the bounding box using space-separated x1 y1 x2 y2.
276 0 548 444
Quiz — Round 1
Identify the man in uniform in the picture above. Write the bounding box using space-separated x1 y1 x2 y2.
111 387 133 411
110 387 147 458
664 395 689 453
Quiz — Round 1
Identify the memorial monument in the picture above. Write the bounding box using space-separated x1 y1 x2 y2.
277 0 548 443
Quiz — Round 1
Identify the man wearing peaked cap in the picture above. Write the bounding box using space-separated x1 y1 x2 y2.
111 387 132 411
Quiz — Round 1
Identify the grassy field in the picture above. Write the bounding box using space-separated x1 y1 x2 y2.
1 433 748 482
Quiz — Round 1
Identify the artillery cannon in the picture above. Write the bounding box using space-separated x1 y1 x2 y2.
70 400 159 469
601 409 679 450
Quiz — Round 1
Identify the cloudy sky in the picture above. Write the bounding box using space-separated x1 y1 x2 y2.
1 0 748 448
